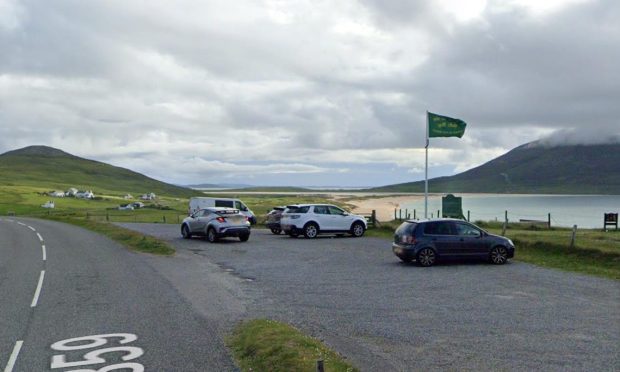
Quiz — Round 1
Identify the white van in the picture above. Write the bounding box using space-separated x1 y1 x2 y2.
189 197 256 224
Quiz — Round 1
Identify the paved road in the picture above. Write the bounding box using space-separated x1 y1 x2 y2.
121 223 620 372
0 218 239 371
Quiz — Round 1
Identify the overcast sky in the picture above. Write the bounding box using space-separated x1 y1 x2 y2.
1 0 618 187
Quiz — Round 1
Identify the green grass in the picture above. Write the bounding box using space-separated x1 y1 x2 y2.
46 216 175 255
368 220 620 280
227 319 358 372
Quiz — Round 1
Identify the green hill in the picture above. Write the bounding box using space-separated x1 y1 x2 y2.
372 142 620 194
0 145 199 197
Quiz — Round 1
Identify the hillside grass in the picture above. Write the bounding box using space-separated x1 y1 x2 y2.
227 319 357 372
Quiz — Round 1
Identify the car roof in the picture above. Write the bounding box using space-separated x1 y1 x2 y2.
203 207 240 212
286 204 335 208
403 218 469 223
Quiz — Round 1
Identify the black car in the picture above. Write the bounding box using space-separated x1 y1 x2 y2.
392 219 515 267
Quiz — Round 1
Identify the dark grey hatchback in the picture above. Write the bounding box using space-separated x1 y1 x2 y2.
392 219 515 267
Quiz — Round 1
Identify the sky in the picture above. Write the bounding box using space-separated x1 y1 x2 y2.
1 0 618 187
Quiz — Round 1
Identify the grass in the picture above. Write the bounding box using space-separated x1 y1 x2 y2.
46 215 175 255
369 220 620 280
227 319 358 372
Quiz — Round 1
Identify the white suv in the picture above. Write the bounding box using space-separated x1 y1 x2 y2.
280 204 367 238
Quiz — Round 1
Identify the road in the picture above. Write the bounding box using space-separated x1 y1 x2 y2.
0 218 239 371
121 223 620 372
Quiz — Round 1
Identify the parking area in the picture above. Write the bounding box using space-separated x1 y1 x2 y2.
120 223 620 371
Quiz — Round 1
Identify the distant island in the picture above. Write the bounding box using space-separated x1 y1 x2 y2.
372 141 620 195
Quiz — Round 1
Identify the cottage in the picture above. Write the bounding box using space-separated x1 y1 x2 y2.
118 204 134 211
123 194 133 200
65 188 78 197
75 190 95 199
48 191 65 198
140 192 156 200
41 201 55 208
131 202 145 209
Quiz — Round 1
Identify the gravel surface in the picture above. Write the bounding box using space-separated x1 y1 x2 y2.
119 223 620 372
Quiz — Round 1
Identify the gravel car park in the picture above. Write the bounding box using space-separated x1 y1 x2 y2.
120 223 620 371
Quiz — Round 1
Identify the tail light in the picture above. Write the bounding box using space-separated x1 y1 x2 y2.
216 217 226 223
401 235 416 244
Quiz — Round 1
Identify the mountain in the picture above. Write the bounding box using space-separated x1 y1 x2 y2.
372 142 620 194
0 145 199 197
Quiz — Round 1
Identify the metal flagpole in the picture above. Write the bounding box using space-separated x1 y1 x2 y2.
425 111 429 219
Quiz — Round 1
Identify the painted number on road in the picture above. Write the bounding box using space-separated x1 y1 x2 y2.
50 333 144 371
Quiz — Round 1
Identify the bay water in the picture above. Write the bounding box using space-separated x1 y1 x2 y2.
400 194 620 229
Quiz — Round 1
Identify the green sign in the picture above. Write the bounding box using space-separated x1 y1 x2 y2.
428 112 467 138
442 194 464 219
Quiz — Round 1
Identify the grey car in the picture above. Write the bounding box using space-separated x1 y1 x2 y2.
392 219 515 266
181 207 251 242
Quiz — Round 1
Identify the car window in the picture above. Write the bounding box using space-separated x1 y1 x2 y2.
215 200 234 208
454 222 481 237
314 206 329 214
423 221 454 235
287 206 309 213
395 222 417 235
328 206 344 215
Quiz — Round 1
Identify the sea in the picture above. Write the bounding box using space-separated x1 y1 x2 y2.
399 194 620 229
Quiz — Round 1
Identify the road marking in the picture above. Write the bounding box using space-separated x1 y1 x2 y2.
42 245 47 261
31 270 45 307
36 233 43 242
17 222 26 226
28 225 36 232
4 340 23 372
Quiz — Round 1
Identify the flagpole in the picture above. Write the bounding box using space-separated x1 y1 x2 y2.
425 111 429 219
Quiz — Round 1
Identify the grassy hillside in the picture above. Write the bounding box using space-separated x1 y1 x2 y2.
0 146 198 198
373 142 620 194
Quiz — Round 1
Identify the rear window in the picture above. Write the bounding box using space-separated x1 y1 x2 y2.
286 206 310 213
395 221 417 236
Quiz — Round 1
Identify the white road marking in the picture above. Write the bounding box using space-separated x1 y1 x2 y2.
31 270 45 307
42 245 47 261
17 222 26 226
4 340 23 372
36 233 43 242
28 225 36 232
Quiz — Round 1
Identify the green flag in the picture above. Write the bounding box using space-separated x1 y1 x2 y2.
428 112 467 138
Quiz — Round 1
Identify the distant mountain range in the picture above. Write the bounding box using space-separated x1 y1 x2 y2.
372 142 620 194
0 145 198 197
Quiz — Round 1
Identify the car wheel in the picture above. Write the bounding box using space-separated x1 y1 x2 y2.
489 246 508 265
206 227 218 243
270 227 282 235
239 233 250 242
303 223 319 239
416 248 436 267
181 224 192 239
351 222 365 237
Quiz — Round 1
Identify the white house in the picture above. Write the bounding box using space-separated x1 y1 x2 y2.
118 204 134 211
123 194 133 200
65 188 78 197
75 190 95 199
131 202 145 209
41 201 55 208
140 192 156 200
49 191 65 198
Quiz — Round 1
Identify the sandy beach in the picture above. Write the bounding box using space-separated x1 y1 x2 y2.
346 195 431 222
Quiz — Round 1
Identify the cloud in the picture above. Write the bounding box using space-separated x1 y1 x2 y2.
0 0 617 186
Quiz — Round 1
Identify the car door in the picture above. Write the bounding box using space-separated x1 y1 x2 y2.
453 222 487 256
423 221 459 256
312 205 331 230
327 205 349 231
190 210 209 232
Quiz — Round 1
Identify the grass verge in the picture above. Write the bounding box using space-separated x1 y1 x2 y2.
366 220 620 280
46 216 175 256
227 319 358 372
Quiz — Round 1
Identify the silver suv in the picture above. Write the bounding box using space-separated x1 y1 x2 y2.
280 204 367 238
181 207 251 242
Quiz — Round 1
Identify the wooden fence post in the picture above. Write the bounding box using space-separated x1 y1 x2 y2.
371 210 376 227
548 213 551 229
570 225 577 248
467 210 470 222
413 209 416 219
316 360 324 372
394 208 397 221
437 209 440 219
